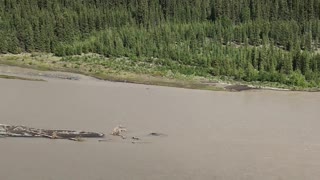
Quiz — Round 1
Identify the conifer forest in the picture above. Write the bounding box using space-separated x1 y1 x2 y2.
1 0 320 87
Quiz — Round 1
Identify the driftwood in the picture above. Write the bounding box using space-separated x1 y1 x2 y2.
111 125 127 139
148 132 168 137
96 127 168 144
0 124 104 141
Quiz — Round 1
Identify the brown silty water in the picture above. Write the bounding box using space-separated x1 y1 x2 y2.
0 76 320 180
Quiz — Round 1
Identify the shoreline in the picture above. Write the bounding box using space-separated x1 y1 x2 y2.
0 53 318 92
0 64 268 92
0 74 45 82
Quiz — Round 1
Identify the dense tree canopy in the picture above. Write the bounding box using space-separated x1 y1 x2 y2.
1 0 320 86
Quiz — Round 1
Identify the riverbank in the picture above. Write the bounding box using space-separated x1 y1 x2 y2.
0 53 226 91
0 74 45 81
0 53 318 92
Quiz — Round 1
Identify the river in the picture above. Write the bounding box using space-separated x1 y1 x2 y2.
0 77 320 180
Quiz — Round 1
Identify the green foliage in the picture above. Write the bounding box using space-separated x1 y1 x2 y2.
1 0 320 87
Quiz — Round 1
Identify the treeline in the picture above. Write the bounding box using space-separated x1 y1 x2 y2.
2 0 320 53
1 0 320 86
57 23 320 87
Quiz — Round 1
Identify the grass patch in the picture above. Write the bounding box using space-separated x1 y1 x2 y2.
0 74 45 81
0 53 224 91
1 53 319 91
91 72 223 91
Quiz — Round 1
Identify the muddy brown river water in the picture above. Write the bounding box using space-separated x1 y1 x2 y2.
1 76 320 180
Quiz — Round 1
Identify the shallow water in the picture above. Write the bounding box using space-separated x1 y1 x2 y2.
1 78 320 180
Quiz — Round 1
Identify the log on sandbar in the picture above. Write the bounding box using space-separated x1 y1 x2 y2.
0 124 104 140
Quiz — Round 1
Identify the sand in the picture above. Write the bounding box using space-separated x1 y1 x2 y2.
1 71 320 180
